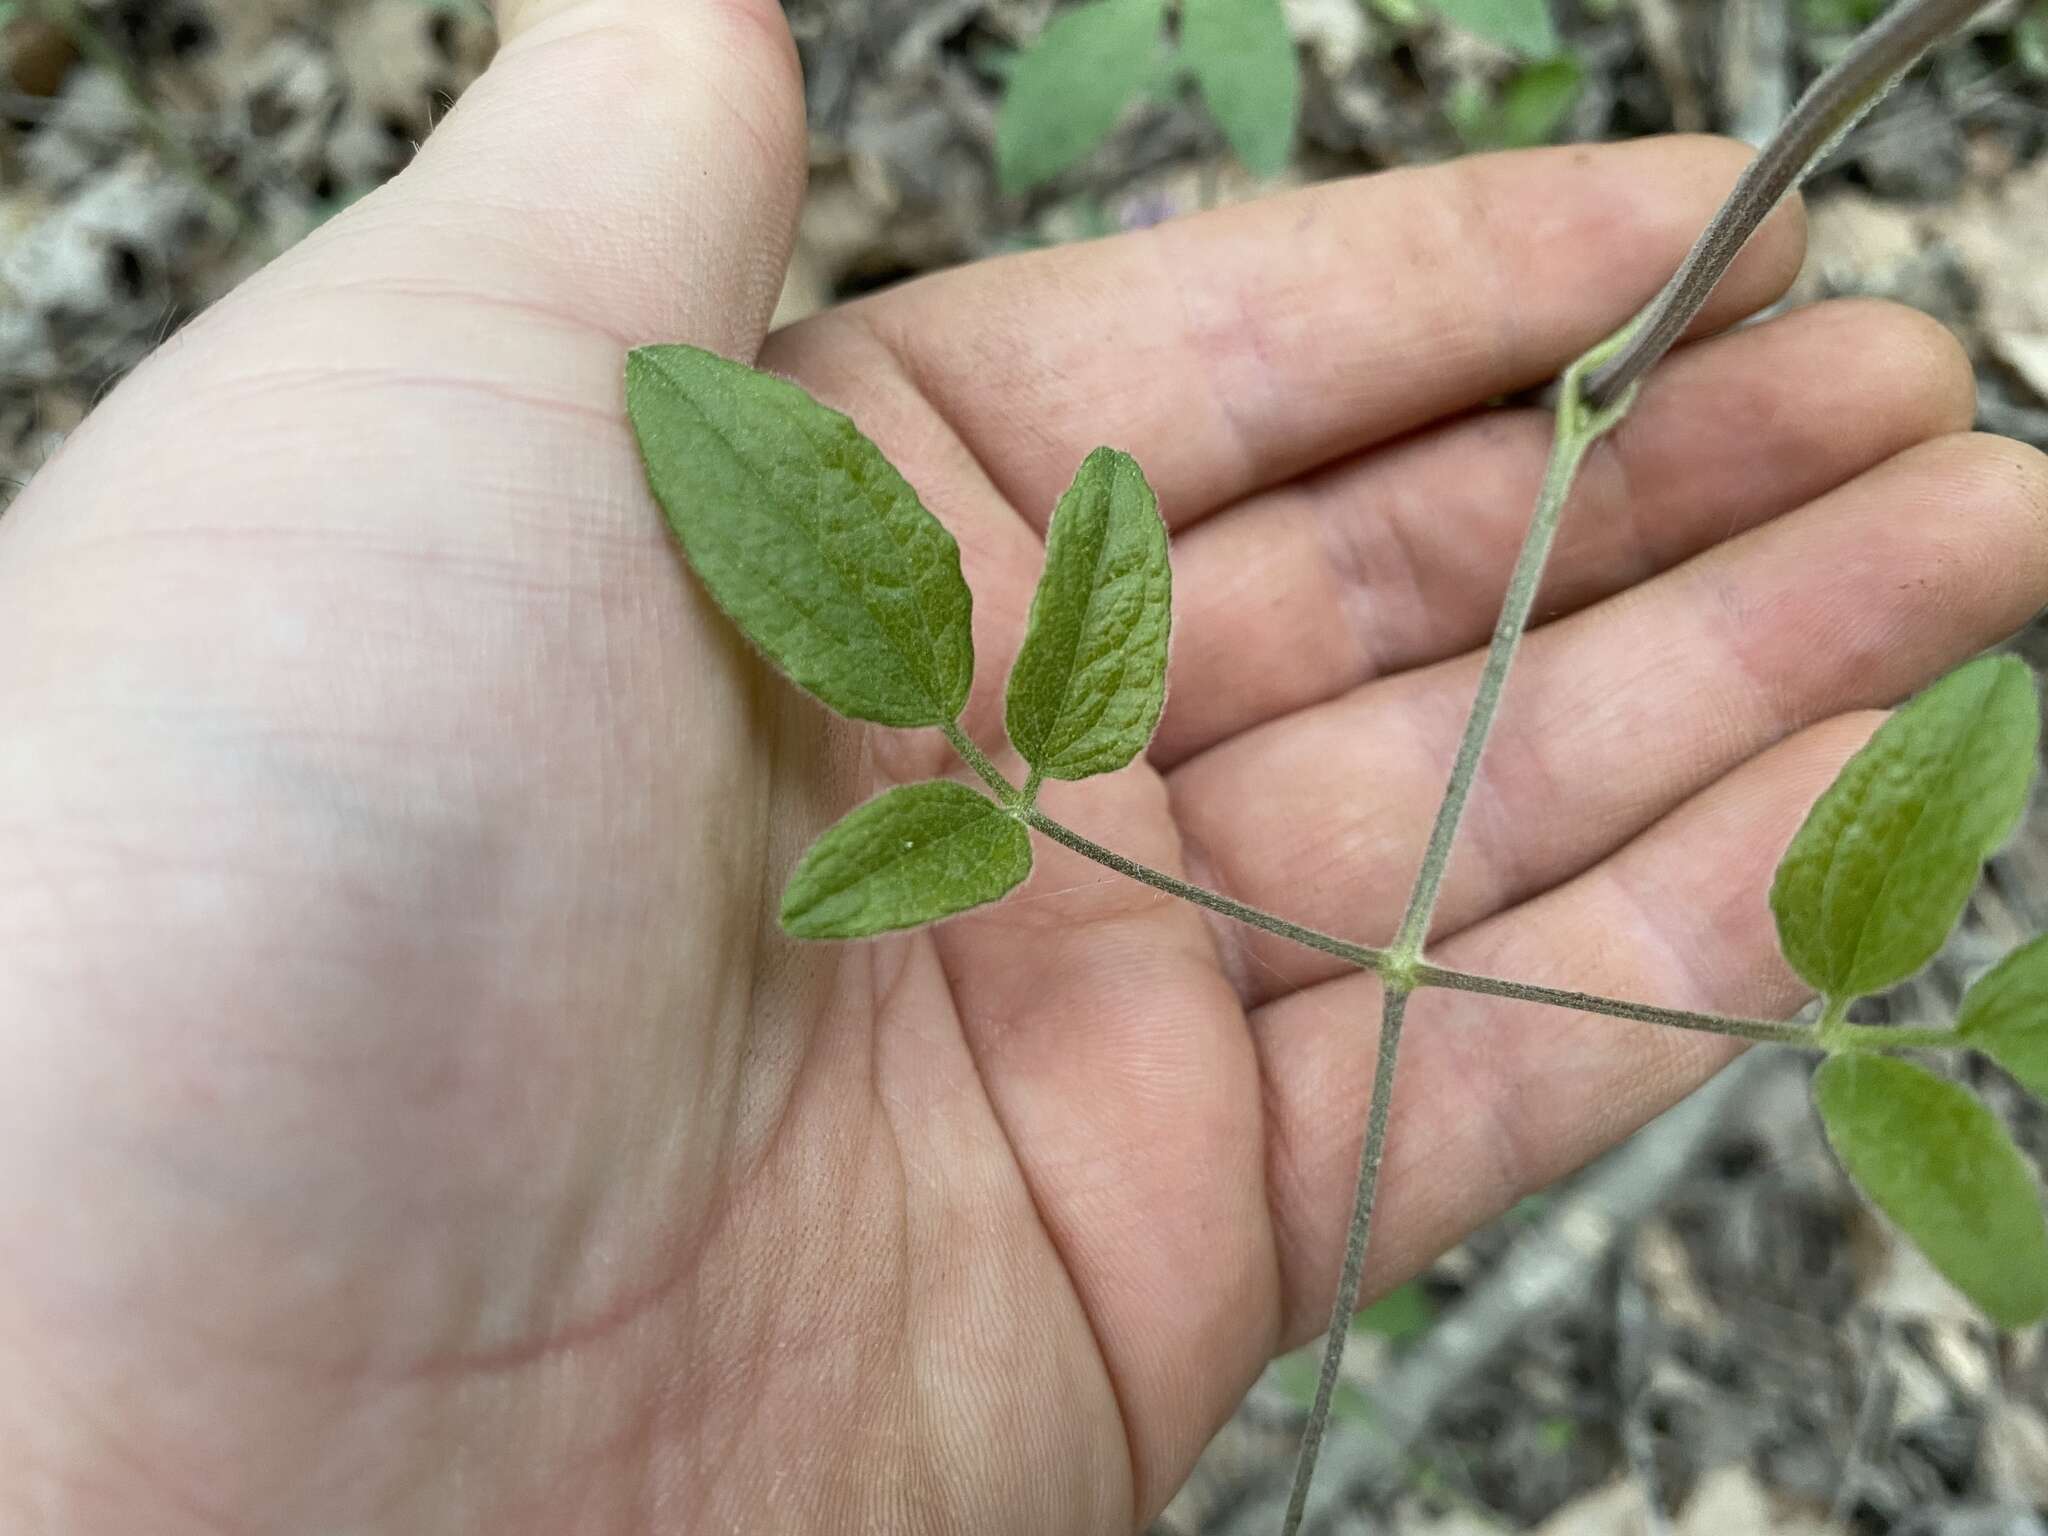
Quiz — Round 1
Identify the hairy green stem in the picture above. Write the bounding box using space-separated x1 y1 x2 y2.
1021 809 1389 972
1017 798 1840 1046
1278 986 1410 1536
1413 964 1815 1046
942 720 1021 803
1279 342 1640 1528
1391 356 1638 958
1009 802 1949 1058
1582 0 1996 406
1824 1021 1960 1051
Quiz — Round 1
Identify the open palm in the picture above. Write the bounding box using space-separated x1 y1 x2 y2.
4 2 2044 1532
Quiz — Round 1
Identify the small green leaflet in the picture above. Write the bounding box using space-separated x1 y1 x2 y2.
1426 0 1559 58
1814 1054 2048 1329
1771 656 2039 1002
1006 448 1171 781
2021 0 2048 79
996 0 1166 195
781 781 1033 940
626 346 975 729
1958 934 2048 1101
1353 1280 1435 1343
1448 56 1583 150
1181 0 1302 178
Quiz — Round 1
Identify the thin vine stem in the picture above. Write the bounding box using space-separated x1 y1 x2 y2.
1016 800 1848 1047
1412 963 1815 1046
1278 351 1640 1529
1278 985 1409 1536
1582 0 1997 407
941 720 1020 803
1390 350 1639 959
1021 808 1389 972
1012 796 1975 1063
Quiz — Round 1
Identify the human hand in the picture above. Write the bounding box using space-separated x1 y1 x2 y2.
3 2 2044 1530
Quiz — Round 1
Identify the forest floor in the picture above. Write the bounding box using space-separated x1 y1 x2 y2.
4 2 2048 1532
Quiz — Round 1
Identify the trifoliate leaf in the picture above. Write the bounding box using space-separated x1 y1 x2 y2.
1814 1053 2048 1329
781 781 1032 940
1005 448 1171 781
1182 0 1302 178
1771 656 2039 1001
996 0 1165 195
1958 934 2048 1102
1426 0 1558 57
627 345 974 729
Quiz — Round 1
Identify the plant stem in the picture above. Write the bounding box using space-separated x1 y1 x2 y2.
1022 809 1388 972
1278 985 1409 1536
1278 343 1639 1530
1019 800 1843 1048
1413 963 1816 1046
1582 0 1997 407
942 720 1020 803
1825 1021 1961 1052
1390 355 1638 958
1007 805 1878 1051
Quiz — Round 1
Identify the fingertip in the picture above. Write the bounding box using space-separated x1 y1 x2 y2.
393 0 807 348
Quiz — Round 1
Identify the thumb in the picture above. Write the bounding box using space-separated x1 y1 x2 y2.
291 0 809 358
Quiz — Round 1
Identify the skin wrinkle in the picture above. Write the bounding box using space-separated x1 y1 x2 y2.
244 208 644 346
1315 466 1414 687
1437 153 1527 374
300 275 639 349
197 364 627 429
932 904 1211 1525
1152 226 1272 503
3 1312 255 1536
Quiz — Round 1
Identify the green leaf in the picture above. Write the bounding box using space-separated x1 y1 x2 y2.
1426 0 1559 57
781 781 1033 940
2020 0 2048 79
1958 934 2048 1101
1771 656 2039 1000
1181 0 1302 178
1005 448 1172 780
1352 1281 1436 1343
1449 56 1582 149
996 0 1166 195
626 345 975 729
1814 1054 2048 1329
1495 56 1583 145
1269 1349 1381 1426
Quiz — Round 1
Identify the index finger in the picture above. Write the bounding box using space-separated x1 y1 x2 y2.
840 137 1807 529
